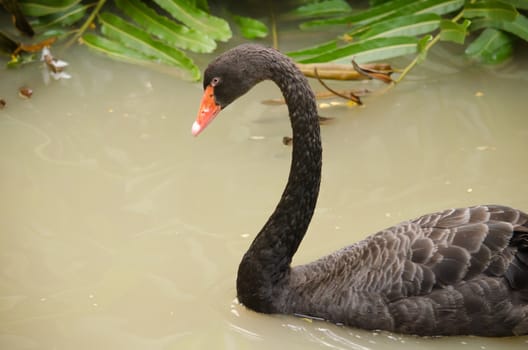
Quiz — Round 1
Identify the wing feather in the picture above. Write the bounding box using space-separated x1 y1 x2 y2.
374 205 528 298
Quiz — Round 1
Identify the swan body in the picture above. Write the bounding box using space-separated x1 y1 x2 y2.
192 44 528 336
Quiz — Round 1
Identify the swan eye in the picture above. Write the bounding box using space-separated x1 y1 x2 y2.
211 77 221 87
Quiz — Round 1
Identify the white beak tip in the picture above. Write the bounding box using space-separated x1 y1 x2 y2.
191 121 202 136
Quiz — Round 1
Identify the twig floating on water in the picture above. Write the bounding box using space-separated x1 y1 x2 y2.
297 62 393 81
351 57 394 84
314 67 362 105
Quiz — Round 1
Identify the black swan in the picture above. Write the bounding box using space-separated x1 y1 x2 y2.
191 44 528 336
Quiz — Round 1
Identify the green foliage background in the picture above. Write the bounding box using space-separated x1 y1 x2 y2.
290 0 528 67
1 0 528 81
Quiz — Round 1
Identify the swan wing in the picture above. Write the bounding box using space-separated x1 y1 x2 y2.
383 205 528 299
286 205 528 334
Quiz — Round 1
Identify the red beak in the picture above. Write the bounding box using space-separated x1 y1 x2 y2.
192 85 222 136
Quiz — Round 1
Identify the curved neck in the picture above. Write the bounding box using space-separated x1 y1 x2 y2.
237 49 322 312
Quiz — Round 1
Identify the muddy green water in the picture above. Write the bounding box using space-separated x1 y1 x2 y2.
1 33 527 349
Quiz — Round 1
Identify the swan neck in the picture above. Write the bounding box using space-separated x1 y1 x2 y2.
237 50 321 312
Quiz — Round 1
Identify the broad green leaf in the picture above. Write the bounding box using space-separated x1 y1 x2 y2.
189 0 209 11
359 13 441 39
465 28 513 64
471 13 528 41
439 19 470 44
115 0 216 53
153 0 231 41
19 0 80 17
82 33 155 63
232 15 268 39
300 0 416 29
407 0 464 16
464 0 518 21
298 36 419 64
98 12 200 80
301 0 464 29
30 4 87 30
293 0 352 18
370 0 393 4
37 28 69 38
287 40 340 59
508 0 528 9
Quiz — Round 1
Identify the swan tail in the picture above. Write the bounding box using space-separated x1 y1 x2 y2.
505 224 528 290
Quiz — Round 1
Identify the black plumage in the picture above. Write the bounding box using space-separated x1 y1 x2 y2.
196 44 528 336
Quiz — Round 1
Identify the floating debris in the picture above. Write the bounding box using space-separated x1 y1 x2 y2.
41 47 71 80
351 57 394 84
249 135 265 141
476 145 496 151
18 87 32 99
14 37 55 55
262 89 370 106
314 67 362 105
283 136 293 146
0 98 5 109
297 62 393 81
467 188 473 193
475 91 484 97
318 101 351 110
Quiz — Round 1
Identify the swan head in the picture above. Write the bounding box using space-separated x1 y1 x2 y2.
192 44 271 136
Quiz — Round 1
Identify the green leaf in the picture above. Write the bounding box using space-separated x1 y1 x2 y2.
416 34 433 62
471 13 528 41
82 33 156 63
115 0 216 53
464 0 518 21
359 13 441 39
300 0 414 29
293 0 352 18
287 39 340 59
465 27 513 64
418 34 433 52
439 19 470 44
300 0 464 29
82 34 202 78
19 0 80 17
30 4 87 30
405 0 464 16
189 0 209 11
370 0 394 4
152 0 231 42
232 15 268 39
508 0 528 10
98 12 200 80
298 36 419 63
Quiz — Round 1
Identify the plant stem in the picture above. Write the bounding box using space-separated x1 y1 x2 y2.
395 10 465 83
269 1 278 49
64 0 107 48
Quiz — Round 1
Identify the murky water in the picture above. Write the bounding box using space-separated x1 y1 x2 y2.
1 30 528 350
